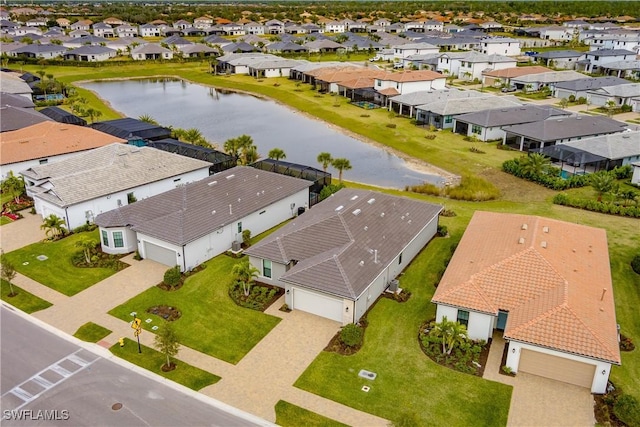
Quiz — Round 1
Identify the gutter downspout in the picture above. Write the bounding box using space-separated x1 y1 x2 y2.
182 245 186 272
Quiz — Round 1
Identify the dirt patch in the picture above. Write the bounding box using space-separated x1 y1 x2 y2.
147 305 181 321
620 334 635 352
161 362 177 372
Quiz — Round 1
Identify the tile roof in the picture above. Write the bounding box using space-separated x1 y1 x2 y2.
588 83 640 98
502 115 627 142
379 69 445 83
377 87 400 96
554 76 629 91
246 189 442 300
552 131 640 160
95 166 312 246
0 71 33 95
418 94 522 116
22 144 211 207
454 105 567 127
432 211 620 364
483 66 551 78
0 106 52 133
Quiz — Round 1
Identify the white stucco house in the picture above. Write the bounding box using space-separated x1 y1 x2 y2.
631 162 640 185
374 70 447 100
22 144 212 230
432 211 620 394
245 189 442 325
479 37 521 56
393 42 439 60
95 166 312 272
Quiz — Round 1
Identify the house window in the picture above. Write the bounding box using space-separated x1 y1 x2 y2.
457 310 469 327
263 259 272 278
472 125 482 135
113 231 124 248
39 159 48 165
102 230 109 247
399 252 403 264
445 116 453 124
237 222 242 233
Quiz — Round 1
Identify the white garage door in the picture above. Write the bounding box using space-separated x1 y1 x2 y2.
292 287 342 322
519 349 596 388
143 241 177 268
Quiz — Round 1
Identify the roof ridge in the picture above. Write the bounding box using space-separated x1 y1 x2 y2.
564 304 620 361
333 249 356 298
275 237 287 262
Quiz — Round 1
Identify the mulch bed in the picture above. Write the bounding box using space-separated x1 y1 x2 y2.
594 385 626 427
147 305 182 322
161 362 177 372
381 289 411 303
156 264 206 291
499 339 516 377
619 334 635 352
324 319 368 356
229 281 284 312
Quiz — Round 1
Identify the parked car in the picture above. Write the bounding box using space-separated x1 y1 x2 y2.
501 86 517 93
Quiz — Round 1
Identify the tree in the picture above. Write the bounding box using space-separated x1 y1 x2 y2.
75 237 97 264
231 260 259 297
559 98 568 109
1 171 26 204
40 214 66 239
267 148 286 161
1 250 17 297
154 321 180 371
590 171 616 202
138 114 158 125
331 158 352 183
163 265 181 289
242 229 252 247
429 316 469 355
604 100 617 117
85 108 102 123
317 152 333 172
521 153 551 176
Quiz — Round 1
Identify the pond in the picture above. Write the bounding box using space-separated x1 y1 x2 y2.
79 79 445 189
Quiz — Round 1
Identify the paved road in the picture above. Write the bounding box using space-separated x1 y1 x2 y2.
0 306 272 427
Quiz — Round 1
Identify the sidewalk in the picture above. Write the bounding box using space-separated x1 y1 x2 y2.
0 213 47 253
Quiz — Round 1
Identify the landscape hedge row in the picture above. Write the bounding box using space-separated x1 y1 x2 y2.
553 193 640 218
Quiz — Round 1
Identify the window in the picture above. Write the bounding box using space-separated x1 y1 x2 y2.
263 259 272 278
472 124 482 135
398 252 403 265
457 310 469 327
445 116 453 124
39 159 48 165
237 222 242 233
113 231 124 248
102 230 109 247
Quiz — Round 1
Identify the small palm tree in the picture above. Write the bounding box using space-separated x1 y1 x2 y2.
590 171 616 202
231 261 259 296
317 152 333 172
521 153 551 177
138 114 158 125
75 237 97 264
429 316 469 355
268 148 286 161
331 158 352 183
40 214 66 239
223 137 240 160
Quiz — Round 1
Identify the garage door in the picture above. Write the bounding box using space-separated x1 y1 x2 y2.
292 288 342 322
143 242 177 268
519 349 595 388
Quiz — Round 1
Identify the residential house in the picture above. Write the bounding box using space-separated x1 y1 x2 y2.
139 24 161 38
553 77 628 100
324 21 346 33
69 29 90 38
64 45 117 62
244 21 264 35
23 144 212 230
92 22 114 38
374 70 447 105
393 42 439 61
247 58 304 78
95 166 311 271
173 20 192 30
103 17 125 26
479 21 503 32
179 44 219 58
221 23 245 36
215 53 280 75
479 37 521 56
1 122 125 179
503 115 628 151
531 50 583 70
246 189 442 324
388 89 484 118
538 25 571 41
305 39 344 53
596 60 640 80
454 52 517 81
264 19 284 34
70 20 92 32
12 44 67 59
64 35 111 49
131 43 173 60
431 211 620 394
266 41 308 54
482 66 551 88
416 94 522 129
25 17 47 27
115 24 138 38
56 18 70 29
580 49 637 74
587 84 640 111
193 16 214 29
510 70 587 92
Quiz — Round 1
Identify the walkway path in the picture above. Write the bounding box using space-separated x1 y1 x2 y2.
483 332 595 427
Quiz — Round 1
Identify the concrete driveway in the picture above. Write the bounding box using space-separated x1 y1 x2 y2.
0 212 46 253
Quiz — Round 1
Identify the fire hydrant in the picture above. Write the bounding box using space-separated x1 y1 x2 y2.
119 337 125 347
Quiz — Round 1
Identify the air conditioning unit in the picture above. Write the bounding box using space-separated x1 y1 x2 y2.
231 241 242 252
388 279 399 292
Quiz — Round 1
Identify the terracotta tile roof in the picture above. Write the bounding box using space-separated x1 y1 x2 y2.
483 66 551 79
337 77 376 89
1 121 126 165
432 211 620 364
377 87 400 96
313 67 385 84
380 70 445 83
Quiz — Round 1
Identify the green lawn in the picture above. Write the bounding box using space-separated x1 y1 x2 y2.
295 234 513 427
0 216 12 226
2 230 119 296
73 322 112 342
274 400 348 427
110 338 220 391
1 279 52 313
109 253 281 364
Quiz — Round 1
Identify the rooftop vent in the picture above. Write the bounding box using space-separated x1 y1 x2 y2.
359 260 364 266
557 119 563 122
518 237 525 244
335 205 344 211
226 174 235 180
380 212 385 217
521 223 528 230
541 241 547 248
364 226 368 231
352 209 362 216
543 226 549 233
208 181 218 186
368 198 376 204
350 195 359 201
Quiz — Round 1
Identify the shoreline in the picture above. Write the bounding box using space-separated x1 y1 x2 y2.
76 75 460 186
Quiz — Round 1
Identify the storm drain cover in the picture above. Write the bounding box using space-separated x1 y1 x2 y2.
111 403 122 411
361 386 370 392
36 255 48 261
358 369 377 380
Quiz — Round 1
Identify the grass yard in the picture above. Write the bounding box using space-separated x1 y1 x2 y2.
274 401 348 427
295 234 513 427
73 322 112 342
110 338 219 391
2 230 118 296
109 253 281 364
0 216 13 226
1 279 52 313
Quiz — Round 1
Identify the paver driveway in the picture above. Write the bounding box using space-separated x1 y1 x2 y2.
0 212 47 253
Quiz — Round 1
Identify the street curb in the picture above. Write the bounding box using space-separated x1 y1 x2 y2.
1 302 277 427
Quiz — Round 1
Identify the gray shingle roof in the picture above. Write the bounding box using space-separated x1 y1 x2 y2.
418 95 522 116
512 70 587 84
532 50 583 59
0 106 52 132
0 92 35 108
390 89 482 107
556 131 640 160
585 49 636 57
455 105 567 127
245 189 442 300
95 166 312 246
589 83 640 98
23 144 212 207
503 116 628 142
554 76 629 91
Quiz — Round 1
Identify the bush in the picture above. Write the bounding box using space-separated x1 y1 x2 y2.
553 193 640 218
437 225 448 237
614 394 640 427
577 96 587 105
385 123 396 128
163 266 181 289
568 94 576 103
340 323 363 348
319 183 345 201
631 255 640 275
406 176 499 201
72 223 97 234
242 229 252 247
424 134 436 140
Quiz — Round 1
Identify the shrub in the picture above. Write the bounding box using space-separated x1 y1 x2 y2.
424 134 436 140
242 229 252 247
577 96 587 105
360 114 370 118
568 94 576 103
319 183 345 201
439 209 456 217
133 250 142 261
631 255 640 275
340 323 363 348
614 394 640 427
163 265 181 289
469 146 485 154
406 176 499 201
437 225 448 237
385 123 396 128
501 366 513 374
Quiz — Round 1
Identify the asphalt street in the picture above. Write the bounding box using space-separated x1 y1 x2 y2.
0 306 271 427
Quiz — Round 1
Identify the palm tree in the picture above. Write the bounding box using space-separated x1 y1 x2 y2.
331 158 352 183
75 237 97 264
268 148 286 161
138 114 158 125
521 153 551 177
231 261 259 296
40 214 66 239
429 316 469 355
317 152 333 172
84 108 102 124
0 171 25 204
590 171 616 202
241 144 259 165
223 137 241 160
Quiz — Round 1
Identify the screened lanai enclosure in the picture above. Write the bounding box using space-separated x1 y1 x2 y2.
534 145 610 176
147 139 236 174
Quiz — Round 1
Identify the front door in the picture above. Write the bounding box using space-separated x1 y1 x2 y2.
497 310 508 330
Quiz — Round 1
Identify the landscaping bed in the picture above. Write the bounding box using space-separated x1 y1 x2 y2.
324 320 368 356
228 281 283 311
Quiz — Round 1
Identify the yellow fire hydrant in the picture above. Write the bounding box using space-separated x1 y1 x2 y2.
119 337 125 347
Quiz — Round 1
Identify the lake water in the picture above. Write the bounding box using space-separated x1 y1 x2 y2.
80 79 444 189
